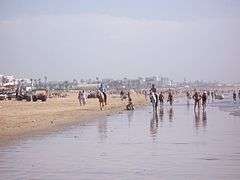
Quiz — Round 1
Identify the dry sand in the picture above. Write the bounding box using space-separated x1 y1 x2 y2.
0 93 147 141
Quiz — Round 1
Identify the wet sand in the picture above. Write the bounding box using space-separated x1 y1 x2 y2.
0 93 147 141
0 97 240 179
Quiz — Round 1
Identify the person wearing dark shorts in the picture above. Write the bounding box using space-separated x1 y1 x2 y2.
193 91 201 111
167 91 173 106
238 90 240 100
159 92 164 106
233 91 237 102
202 92 207 111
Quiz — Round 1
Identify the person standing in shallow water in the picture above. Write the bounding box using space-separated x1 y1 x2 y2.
201 91 207 111
167 90 173 106
186 91 191 105
159 92 164 106
233 91 237 102
150 84 158 107
211 91 214 100
238 90 240 100
193 91 201 111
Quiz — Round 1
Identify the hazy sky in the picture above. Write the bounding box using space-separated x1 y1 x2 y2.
0 0 240 82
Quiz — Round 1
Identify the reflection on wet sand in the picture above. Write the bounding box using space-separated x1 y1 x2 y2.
168 107 174 122
158 107 174 123
159 107 164 121
1 98 240 180
98 119 108 141
194 110 207 129
150 111 159 138
202 111 207 127
127 111 134 128
187 100 190 112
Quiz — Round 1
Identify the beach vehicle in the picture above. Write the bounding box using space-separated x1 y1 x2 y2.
16 93 32 101
0 94 7 100
16 92 32 102
6 92 16 100
32 89 48 102
215 94 224 100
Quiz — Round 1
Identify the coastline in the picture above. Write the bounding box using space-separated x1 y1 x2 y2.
0 93 148 142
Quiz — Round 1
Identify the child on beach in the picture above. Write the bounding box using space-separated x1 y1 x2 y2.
126 92 134 110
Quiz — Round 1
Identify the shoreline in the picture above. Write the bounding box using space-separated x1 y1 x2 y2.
0 93 148 143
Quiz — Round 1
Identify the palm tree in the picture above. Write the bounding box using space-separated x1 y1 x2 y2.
44 76 48 88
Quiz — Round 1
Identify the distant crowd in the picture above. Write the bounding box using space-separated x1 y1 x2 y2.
146 84 240 112
77 83 240 111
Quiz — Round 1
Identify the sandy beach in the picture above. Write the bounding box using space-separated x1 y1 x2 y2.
0 93 147 140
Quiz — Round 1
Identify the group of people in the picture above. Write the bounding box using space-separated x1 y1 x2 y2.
150 84 174 108
78 82 136 111
78 83 107 110
149 84 209 112
191 91 208 111
119 90 135 110
78 82 240 112
78 90 87 106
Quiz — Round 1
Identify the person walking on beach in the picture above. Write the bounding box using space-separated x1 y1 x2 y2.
167 90 173 106
99 83 107 105
159 92 164 106
233 91 237 102
150 84 158 101
78 90 86 106
193 91 201 110
202 91 207 111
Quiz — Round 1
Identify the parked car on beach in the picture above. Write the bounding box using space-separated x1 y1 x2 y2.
16 92 32 102
0 94 7 101
32 89 48 102
6 92 16 100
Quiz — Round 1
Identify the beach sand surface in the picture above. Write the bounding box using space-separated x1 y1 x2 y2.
0 93 147 140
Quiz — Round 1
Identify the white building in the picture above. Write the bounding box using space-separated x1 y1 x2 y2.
0 75 16 86
0 75 31 87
